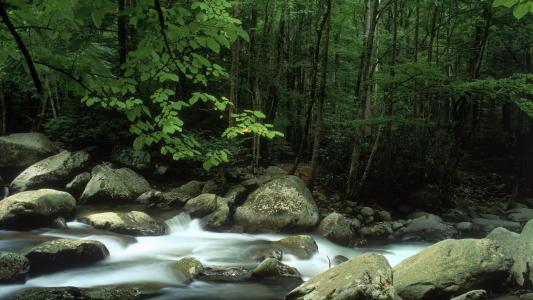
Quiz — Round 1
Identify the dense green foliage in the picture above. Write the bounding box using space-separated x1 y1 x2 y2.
1 0 532 205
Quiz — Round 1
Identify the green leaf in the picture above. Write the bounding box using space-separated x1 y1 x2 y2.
513 3 530 18
206 38 220 53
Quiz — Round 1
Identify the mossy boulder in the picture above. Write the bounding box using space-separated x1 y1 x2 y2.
80 211 166 236
0 132 57 168
234 176 319 232
173 257 204 282
272 235 318 259
0 252 29 283
0 189 75 229
287 253 394 300
183 194 218 218
80 164 150 204
394 239 513 300
25 238 109 275
251 258 301 280
317 212 353 245
10 150 90 192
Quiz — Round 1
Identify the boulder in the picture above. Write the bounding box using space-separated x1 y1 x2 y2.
251 258 301 280
10 151 90 192
272 235 318 259
198 266 251 282
472 218 521 233
173 257 204 282
25 238 109 275
506 208 533 223
359 222 394 239
111 147 151 170
202 197 230 230
0 252 29 283
245 246 283 262
450 290 487 300
10 287 141 300
80 164 150 204
184 194 218 218
287 253 394 300
0 132 57 168
65 172 91 195
317 212 353 245
234 176 319 232
396 214 457 241
0 189 76 229
394 239 513 300
224 184 247 206
135 190 192 207
80 211 166 236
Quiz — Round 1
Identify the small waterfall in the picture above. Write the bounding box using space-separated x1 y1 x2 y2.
165 212 197 233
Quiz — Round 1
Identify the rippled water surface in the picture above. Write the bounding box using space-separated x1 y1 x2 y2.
0 213 428 299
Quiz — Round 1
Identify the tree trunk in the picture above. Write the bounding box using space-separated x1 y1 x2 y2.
310 0 332 186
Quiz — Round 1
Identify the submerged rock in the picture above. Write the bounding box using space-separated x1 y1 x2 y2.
394 238 513 300
0 132 57 168
9 286 141 300
317 212 353 245
234 176 319 232
80 164 150 204
272 235 318 259
0 252 29 283
287 253 394 300
25 238 109 275
173 257 204 282
251 258 301 280
0 189 75 230
10 150 90 192
80 211 166 236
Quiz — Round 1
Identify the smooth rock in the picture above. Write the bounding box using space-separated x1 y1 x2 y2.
10 150 90 192
0 189 75 229
25 238 109 275
287 253 394 300
0 132 57 168
234 176 319 232
173 257 204 282
80 211 166 236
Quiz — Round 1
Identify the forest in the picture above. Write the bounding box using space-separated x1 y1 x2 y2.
0 0 533 299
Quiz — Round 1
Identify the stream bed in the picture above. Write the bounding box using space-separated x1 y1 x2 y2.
0 213 429 299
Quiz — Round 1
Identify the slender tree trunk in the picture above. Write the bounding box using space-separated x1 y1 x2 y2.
310 0 332 185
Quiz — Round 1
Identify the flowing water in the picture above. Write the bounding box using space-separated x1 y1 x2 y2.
0 213 428 299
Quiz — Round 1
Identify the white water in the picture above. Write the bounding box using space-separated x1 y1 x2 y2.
0 213 428 299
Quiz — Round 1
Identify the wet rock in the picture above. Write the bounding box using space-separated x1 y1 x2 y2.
394 239 513 300
10 286 141 300
173 257 204 282
332 255 348 265
0 132 57 168
472 218 521 233
111 147 151 170
80 211 166 236
272 235 318 259
0 252 29 283
65 172 91 195
25 238 109 275
246 247 283 262
396 214 457 242
287 253 394 300
184 194 218 218
317 212 353 245
359 222 393 239
80 164 151 204
450 290 488 300
234 176 319 232
10 151 90 192
252 258 301 280
506 208 533 223
198 266 251 282
0 189 75 230
202 197 230 230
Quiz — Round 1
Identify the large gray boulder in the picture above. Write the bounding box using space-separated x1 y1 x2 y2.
25 238 109 275
0 252 29 283
10 150 90 192
396 214 457 242
234 176 319 232
394 238 513 300
0 132 57 168
287 253 394 300
0 189 76 229
317 212 353 245
80 211 166 236
80 164 150 204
